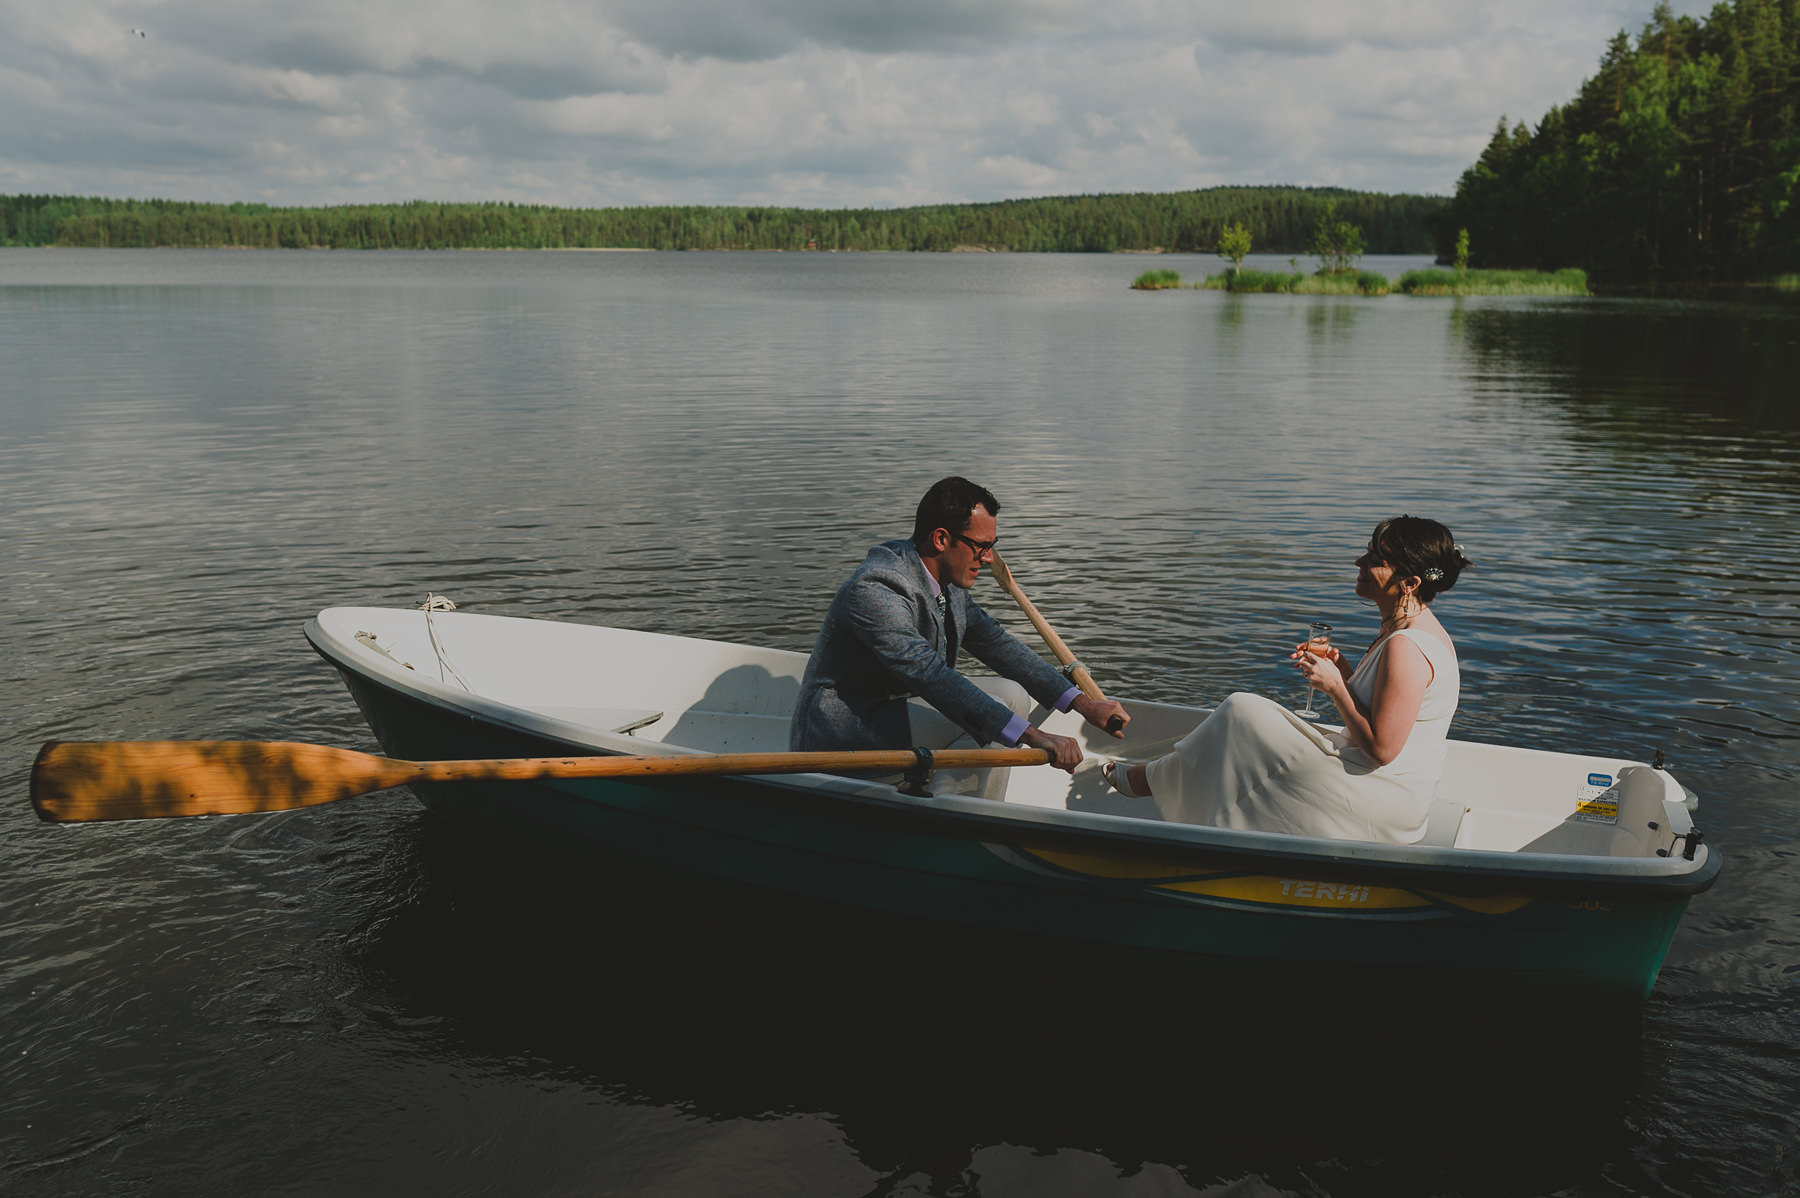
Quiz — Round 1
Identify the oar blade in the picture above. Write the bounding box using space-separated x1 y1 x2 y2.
30 740 413 823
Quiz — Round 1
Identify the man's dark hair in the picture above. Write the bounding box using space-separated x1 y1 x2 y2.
912 476 1000 549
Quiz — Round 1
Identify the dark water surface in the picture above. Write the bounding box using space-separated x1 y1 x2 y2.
4 249 1798 1197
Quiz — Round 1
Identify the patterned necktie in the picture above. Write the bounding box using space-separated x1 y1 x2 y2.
939 591 956 663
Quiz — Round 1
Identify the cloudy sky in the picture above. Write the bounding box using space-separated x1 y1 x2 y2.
3 0 1707 208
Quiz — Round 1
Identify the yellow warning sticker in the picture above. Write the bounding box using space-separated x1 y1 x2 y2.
1573 779 1620 824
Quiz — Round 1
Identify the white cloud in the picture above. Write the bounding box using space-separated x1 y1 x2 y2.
608 0 1088 61
1200 0 1486 55
0 0 1716 207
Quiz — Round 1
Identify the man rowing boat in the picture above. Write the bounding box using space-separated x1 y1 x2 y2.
790 476 1128 772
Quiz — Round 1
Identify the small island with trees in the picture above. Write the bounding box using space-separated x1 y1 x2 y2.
1133 201 1590 296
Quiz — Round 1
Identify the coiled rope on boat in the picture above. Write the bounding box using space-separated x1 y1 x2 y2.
418 593 473 691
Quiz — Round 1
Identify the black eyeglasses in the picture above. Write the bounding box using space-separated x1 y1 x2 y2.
952 532 1000 558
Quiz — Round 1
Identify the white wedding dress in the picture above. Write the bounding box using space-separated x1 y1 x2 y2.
1146 629 1460 845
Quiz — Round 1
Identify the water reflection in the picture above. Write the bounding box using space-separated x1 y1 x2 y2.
1216 292 1247 341
1305 299 1360 346
1456 301 1800 433
349 815 1648 1196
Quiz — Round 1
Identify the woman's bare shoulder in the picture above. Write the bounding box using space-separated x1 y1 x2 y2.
1391 625 1455 676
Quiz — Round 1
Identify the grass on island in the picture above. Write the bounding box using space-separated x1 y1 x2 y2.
1142 265 1593 297
1201 269 1391 295
1131 269 1184 290
1396 268 1590 296
1774 274 1800 291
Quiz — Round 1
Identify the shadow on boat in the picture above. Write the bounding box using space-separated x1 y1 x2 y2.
349 812 1653 1191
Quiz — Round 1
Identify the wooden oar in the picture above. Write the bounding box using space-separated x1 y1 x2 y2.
30 740 1051 823
988 550 1126 733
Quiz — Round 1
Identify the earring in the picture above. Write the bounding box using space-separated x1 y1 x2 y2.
1397 588 1422 620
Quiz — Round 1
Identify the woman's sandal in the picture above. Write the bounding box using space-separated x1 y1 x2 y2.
1101 760 1148 798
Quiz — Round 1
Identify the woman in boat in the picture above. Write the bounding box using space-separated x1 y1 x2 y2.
1104 516 1472 845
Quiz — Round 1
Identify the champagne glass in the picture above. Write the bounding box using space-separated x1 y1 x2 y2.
1296 621 1333 719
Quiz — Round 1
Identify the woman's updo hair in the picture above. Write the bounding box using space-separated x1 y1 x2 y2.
1370 515 1472 605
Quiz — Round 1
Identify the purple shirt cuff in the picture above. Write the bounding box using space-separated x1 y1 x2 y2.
998 688 1081 746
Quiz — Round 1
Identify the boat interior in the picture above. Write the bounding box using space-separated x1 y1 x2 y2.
318 607 1701 862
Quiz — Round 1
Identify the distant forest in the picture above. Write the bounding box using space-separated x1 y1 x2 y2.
1438 0 1799 279
0 187 1444 254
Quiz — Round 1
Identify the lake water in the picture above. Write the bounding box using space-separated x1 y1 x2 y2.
3 248 1798 1197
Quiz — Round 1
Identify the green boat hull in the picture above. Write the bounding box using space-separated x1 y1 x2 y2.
340 670 1698 998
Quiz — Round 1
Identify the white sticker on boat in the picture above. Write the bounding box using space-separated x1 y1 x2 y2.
1573 774 1620 824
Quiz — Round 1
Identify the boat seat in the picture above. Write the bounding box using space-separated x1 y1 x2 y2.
529 706 665 735
1417 798 1469 848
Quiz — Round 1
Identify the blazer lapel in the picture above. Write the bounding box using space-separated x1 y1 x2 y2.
901 543 950 659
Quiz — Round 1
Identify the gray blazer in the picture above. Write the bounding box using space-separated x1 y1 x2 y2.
790 539 1073 751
